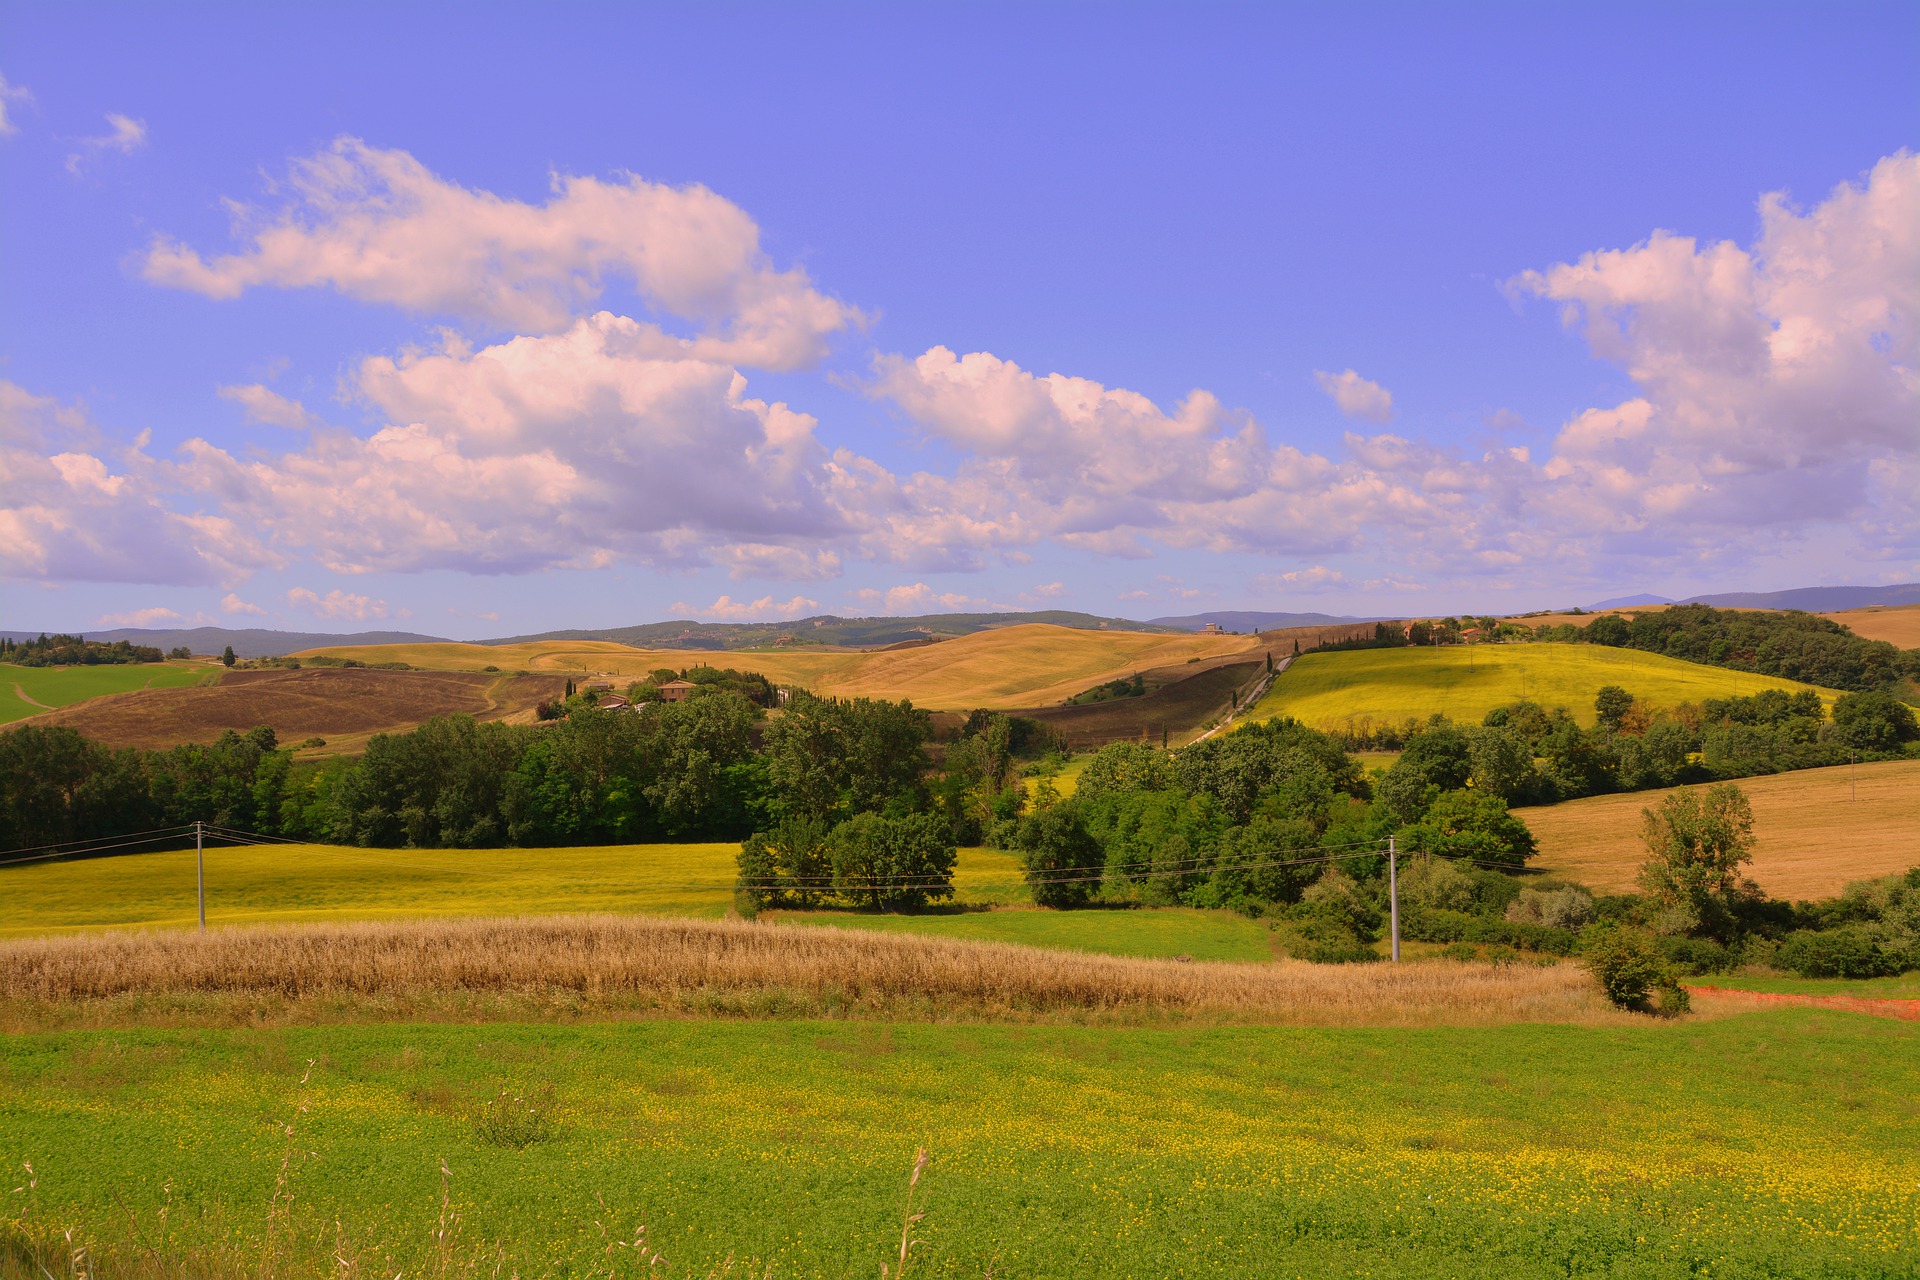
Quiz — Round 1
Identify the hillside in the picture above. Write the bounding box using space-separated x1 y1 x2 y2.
1 661 215 726
1519 757 1920 898
299 623 1260 711
1147 610 1381 632
1242 643 1843 731
10 667 565 752
481 609 1185 650
0 626 456 659
1822 604 1920 649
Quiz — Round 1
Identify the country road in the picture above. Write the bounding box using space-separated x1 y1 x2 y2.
1192 653 1291 742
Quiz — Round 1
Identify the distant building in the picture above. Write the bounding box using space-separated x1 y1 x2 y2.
598 694 631 710
657 678 698 702
1200 622 1224 634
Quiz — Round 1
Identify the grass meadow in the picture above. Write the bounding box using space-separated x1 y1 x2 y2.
769 905 1272 961
0 661 213 725
1243 644 1842 732
1519 757 1920 899
2 1013 1913 1279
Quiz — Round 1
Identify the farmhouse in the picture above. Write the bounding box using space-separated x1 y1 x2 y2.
657 678 698 702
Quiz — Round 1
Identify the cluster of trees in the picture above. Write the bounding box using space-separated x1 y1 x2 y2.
0 685 937 854
1065 672 1146 705
0 634 166 666
1466 684 1917 804
1001 718 1541 959
1561 604 1917 693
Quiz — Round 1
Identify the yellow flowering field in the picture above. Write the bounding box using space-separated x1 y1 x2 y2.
3 1011 1913 1277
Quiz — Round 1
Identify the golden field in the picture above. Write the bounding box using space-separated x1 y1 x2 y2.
297 623 1259 710
1519 757 1920 898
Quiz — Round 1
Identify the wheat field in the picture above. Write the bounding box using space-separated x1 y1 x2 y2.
1519 757 1920 898
0 914 1610 1029
296 623 1258 709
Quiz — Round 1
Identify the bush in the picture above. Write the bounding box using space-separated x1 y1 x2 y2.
1506 885 1595 932
1581 921 1682 1008
1656 934 1734 975
1402 907 1576 956
1775 928 1911 979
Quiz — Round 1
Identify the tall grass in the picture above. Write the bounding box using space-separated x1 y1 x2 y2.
0 914 1609 1029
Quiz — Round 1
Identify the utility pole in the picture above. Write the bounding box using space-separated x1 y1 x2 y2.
195 820 206 931
1387 834 1400 963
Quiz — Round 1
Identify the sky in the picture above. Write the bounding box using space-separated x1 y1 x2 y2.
1 1 1916 639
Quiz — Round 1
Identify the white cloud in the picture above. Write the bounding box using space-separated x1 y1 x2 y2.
847 583 991 615
0 74 33 137
1314 369 1394 423
66 113 147 174
1516 149 1919 560
143 139 859 369
95 606 185 628
287 587 388 621
0 381 270 586
669 593 821 622
174 315 864 576
218 383 317 430
1265 565 1348 591
220 593 265 615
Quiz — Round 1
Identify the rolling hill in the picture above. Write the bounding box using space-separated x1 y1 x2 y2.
1241 643 1845 731
481 609 1186 650
299 623 1261 711
1 661 216 726
1520 757 1920 898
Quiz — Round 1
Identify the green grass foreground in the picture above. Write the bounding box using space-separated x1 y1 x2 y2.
0 661 212 725
1244 645 1841 731
2 1013 1913 1278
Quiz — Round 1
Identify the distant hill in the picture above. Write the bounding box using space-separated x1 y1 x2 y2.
1678 584 1920 611
1147 611 1381 633
0 627 455 659
1588 594 1673 609
480 610 1185 650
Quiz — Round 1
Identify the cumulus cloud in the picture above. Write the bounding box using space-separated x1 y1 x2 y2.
66 112 147 173
220 593 265 615
287 587 388 620
1275 565 1349 589
0 381 270 586
218 383 318 429
95 606 185 628
867 347 1484 569
0 74 32 136
847 583 992 615
670 593 820 622
143 139 859 369
172 315 864 576
1314 369 1394 423
1515 149 1919 560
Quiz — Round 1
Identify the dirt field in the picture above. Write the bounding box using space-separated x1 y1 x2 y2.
9 667 566 752
1823 604 1920 648
1017 659 1268 748
298 624 1263 710
1518 757 1920 899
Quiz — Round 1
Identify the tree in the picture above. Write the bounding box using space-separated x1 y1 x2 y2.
1016 801 1101 908
1830 690 1919 752
1466 725 1537 802
1403 788 1537 868
828 812 956 911
221 645 236 668
1637 783 1756 936
736 813 832 910
167 646 192 660
1594 685 1635 733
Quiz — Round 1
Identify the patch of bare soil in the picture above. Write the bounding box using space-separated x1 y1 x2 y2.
10 668 567 751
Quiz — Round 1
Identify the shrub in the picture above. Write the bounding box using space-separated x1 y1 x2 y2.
1775 928 1911 979
1506 885 1595 932
1581 921 1681 1008
1441 942 1477 962
1656 934 1734 975
473 1085 555 1149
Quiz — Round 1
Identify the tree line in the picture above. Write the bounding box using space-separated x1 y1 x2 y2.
0 634 167 666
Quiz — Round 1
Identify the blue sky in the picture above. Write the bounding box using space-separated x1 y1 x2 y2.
2 1 1915 637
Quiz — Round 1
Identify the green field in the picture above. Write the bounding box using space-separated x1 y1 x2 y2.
1244 644 1841 731
770 905 1271 961
0 841 1027 935
1688 973 1920 999
2 1013 1912 1278
0 660 213 725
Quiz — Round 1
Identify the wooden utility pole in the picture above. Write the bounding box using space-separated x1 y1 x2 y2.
1387 834 1400 963
195 820 206 931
